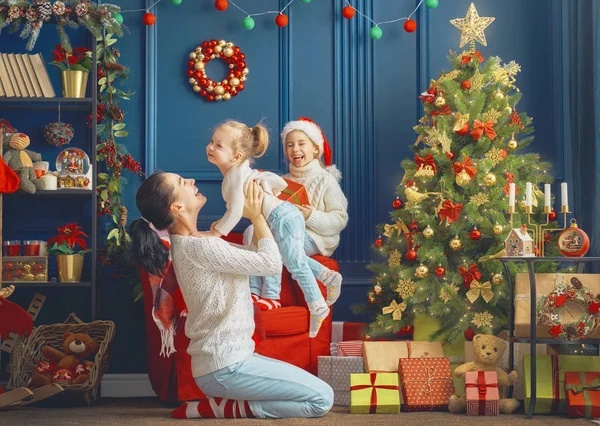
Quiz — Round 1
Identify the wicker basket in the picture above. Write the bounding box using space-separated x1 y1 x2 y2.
9 320 116 405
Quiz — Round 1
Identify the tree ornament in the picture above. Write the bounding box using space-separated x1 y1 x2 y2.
483 172 497 187
405 249 418 262
494 90 505 101
113 13 124 24
461 80 471 90
404 20 417 33
434 94 446 107
374 237 383 248
470 227 482 241
370 26 383 39
373 285 382 295
493 223 504 235
415 264 429 278
423 225 434 239
242 16 256 30
549 210 557 221
501 149 508 158
142 12 156 25
507 133 518 150
504 106 513 115
450 3 495 48
464 327 476 341
215 0 228 10
170 0 183 4
491 273 504 285
449 236 462 251
368 293 377 304
558 219 590 257
388 249 402 267
426 0 439 9
275 13 288 27
446 151 455 160
342 5 355 19
455 170 471 187
455 123 470 136
396 279 416 298
392 197 404 210
435 265 446 278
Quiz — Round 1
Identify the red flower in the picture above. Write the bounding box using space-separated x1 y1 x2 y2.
550 324 563 338
555 294 567 308
48 223 88 252
589 300 600 315
51 44 67 62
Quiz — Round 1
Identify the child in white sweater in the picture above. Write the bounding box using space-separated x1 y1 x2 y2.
206 120 338 338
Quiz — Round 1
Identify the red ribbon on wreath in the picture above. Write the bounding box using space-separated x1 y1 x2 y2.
470 120 497 141
462 51 485 64
419 86 438 104
432 105 452 117
453 157 477 178
439 200 463 224
459 264 482 288
414 153 437 175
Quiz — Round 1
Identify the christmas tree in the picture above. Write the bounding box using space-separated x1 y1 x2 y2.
354 4 561 343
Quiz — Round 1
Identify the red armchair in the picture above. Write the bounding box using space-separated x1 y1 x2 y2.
141 233 335 402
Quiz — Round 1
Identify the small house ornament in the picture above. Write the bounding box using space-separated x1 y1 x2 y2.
504 224 535 257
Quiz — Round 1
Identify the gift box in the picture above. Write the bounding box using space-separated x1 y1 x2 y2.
338 340 363 357
318 356 364 406
350 372 400 414
398 357 455 411
331 321 367 344
524 354 600 414
565 371 600 418
277 178 310 206
515 273 600 338
465 371 499 416
363 341 444 373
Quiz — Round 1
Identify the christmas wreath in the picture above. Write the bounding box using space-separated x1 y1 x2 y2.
187 39 248 102
537 276 600 340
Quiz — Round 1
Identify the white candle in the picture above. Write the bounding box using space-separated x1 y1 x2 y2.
508 183 516 207
561 182 568 210
526 182 532 207
544 184 551 207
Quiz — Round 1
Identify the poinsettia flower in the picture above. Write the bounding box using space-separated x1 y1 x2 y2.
51 44 67 62
48 223 88 253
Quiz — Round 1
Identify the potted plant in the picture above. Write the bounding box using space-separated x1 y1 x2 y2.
50 45 92 98
48 223 90 282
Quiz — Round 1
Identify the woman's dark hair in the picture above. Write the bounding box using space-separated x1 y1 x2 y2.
128 171 175 276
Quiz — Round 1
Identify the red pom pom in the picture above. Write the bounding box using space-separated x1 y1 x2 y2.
215 0 228 11
404 19 417 33
461 80 471 90
464 327 476 341
275 14 288 27
342 6 355 19
142 12 156 26
405 250 418 262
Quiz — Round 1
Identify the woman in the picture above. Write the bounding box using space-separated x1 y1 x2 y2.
129 172 334 419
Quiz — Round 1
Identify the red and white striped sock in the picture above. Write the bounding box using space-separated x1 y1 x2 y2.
256 298 281 311
251 293 260 302
171 398 255 419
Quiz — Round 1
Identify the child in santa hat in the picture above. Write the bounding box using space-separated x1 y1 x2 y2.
244 117 348 308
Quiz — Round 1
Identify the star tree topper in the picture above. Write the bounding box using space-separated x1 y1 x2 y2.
450 3 495 49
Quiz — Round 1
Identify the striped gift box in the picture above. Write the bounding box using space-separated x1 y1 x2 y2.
338 340 363 357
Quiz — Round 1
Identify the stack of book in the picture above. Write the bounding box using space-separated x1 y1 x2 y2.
0 53 56 98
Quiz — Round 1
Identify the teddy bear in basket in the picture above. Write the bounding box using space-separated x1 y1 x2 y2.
28 332 99 389
2 133 45 194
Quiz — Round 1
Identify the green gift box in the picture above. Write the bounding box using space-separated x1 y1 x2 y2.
524 354 600 414
350 372 400 414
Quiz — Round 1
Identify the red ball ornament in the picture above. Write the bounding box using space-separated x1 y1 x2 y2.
549 210 557 221
464 327 476 341
392 197 404 210
461 80 471 90
215 0 228 10
342 5 355 19
404 19 417 33
434 265 446 278
275 14 288 27
142 12 156 26
470 227 482 241
187 70 194 77
374 237 383 248
455 123 470 136
558 220 590 257
405 250 418 262
368 294 377 304
501 149 509 159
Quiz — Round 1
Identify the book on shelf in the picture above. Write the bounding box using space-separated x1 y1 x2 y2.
28 53 55 98
15 53 39 97
2 53 21 97
7 53 30 97
20 54 43 97
0 52 55 98
0 54 15 97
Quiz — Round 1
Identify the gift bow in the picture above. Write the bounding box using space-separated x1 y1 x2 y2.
459 263 482 287
565 375 600 395
439 200 463 224
453 157 477 178
470 120 497 141
382 300 407 321
350 373 399 414
466 371 499 415
432 105 451 117
466 280 494 303
415 154 437 175
461 51 485 64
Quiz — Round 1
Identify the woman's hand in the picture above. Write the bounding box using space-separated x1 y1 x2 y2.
296 204 313 220
242 180 264 220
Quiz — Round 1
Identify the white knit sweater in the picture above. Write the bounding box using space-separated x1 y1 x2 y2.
170 235 282 377
283 159 348 256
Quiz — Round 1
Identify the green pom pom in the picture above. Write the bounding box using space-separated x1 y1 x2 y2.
113 13 123 24
301 0 312 3
425 0 439 8
242 16 255 30
370 26 383 40
169 0 183 4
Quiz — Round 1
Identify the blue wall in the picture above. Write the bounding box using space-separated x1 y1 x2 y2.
2 0 564 374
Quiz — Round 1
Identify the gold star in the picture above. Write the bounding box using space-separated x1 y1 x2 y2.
469 68 485 91
438 131 452 153
450 3 495 48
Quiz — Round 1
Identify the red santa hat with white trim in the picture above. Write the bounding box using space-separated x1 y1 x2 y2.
280 117 341 182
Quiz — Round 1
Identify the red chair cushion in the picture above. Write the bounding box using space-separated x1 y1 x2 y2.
261 306 308 336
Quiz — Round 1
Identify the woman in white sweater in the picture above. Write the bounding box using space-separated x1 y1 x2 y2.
129 172 333 420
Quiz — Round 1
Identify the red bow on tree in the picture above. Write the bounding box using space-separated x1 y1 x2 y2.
414 153 437 174
470 120 497 141
503 172 519 196
419 86 438 104
439 200 463 224
461 51 485 64
459 264 482 288
432 105 452 117
453 157 477 178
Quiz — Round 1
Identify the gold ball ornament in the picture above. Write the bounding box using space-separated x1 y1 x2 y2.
230 77 240 87
494 91 505 101
189 52 196 59
243 68 249 75
435 95 446 107
224 47 234 57
240 76 247 82
207 86 214 93
219 39 227 46
492 273 504 285
455 170 471 187
504 106 513 115
484 172 497 186
229 64 235 69
493 223 504 235
197 54 205 60
188 78 196 85
449 236 462 251
226 42 234 47
415 264 429 278
223 93 232 101
215 95 223 101
519 198 527 211
423 225 434 239
214 45 223 54
195 47 202 54
194 61 205 71
193 85 200 93
507 137 518 150
214 85 225 95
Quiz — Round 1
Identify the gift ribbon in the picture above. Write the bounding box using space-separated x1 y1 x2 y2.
461 51 484 64
402 358 454 411
439 200 463 224
566 372 600 418
419 86 437 104
466 281 494 304
466 371 499 415
431 105 451 117
453 157 477 178
415 153 437 175
470 120 497 141
459 263 482 287
280 187 302 205
350 372 399 414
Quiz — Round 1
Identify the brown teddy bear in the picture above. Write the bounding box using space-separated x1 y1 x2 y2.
28 332 99 388
2 133 45 194
448 334 520 414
